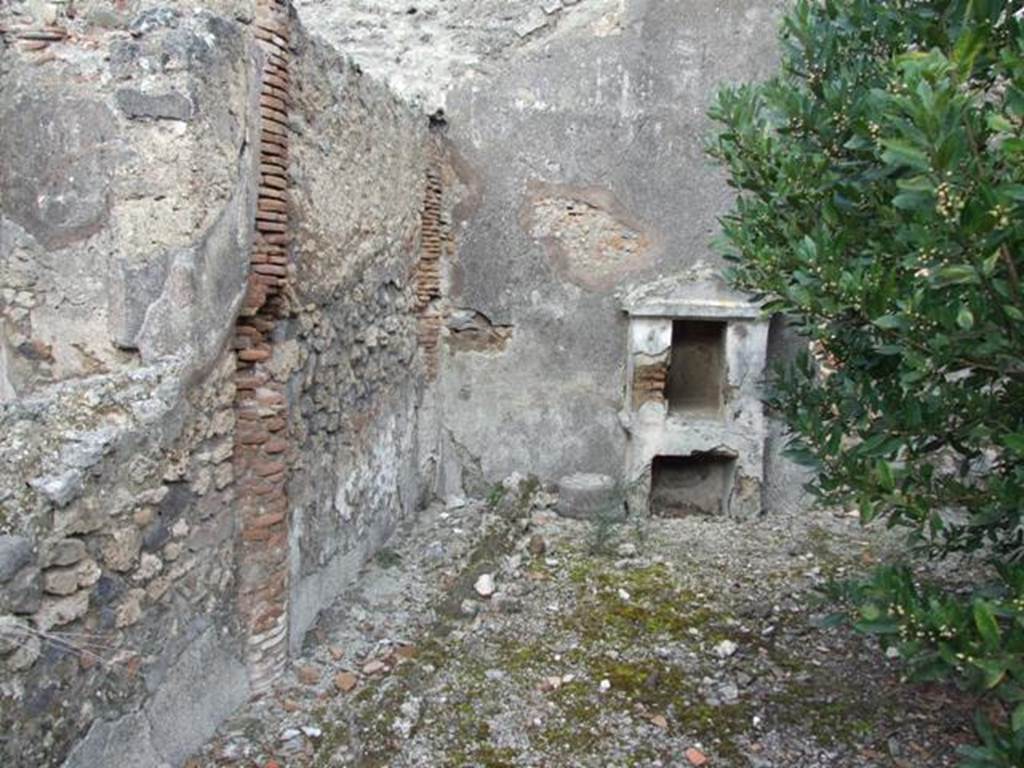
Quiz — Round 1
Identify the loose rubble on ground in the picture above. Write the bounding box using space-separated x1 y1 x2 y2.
192 477 975 767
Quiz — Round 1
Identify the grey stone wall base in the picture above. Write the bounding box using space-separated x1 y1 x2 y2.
63 629 249 768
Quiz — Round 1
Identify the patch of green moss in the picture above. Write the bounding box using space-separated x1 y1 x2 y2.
768 675 894 747
486 484 506 508
565 562 725 643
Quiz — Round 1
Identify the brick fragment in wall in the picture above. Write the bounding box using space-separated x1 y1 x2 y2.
632 361 668 408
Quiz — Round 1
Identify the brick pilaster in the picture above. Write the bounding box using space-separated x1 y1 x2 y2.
416 142 445 380
234 0 293 696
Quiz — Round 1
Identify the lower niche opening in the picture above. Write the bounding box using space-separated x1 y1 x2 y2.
649 453 734 517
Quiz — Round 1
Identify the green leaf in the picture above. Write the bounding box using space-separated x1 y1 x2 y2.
880 140 931 172
873 314 904 330
937 265 979 285
1002 434 1024 454
974 600 1002 649
974 658 1008 689
957 306 975 330
876 460 895 492
1012 702 1024 733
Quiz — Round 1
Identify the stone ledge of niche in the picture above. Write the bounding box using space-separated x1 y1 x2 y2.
625 299 762 321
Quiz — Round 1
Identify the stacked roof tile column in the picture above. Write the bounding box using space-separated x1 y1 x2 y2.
234 0 293 696
416 141 445 379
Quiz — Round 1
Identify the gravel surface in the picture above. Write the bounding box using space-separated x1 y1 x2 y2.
193 480 977 767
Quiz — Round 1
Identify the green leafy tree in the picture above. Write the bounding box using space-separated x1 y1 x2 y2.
709 1 1024 764
710 0 1024 556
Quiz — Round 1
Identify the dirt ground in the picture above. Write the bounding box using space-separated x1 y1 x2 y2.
194 480 977 768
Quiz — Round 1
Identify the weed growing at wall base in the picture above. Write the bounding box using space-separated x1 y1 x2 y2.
708 1 1024 764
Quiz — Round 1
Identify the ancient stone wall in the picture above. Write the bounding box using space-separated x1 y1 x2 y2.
0 0 431 764
0 2 257 764
290 0 799 510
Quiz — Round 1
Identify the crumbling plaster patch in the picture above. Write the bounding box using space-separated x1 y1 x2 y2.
522 181 657 291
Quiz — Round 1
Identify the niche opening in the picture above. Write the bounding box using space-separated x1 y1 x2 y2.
666 319 725 414
649 453 735 517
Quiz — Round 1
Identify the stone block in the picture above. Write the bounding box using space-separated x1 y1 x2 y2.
102 527 142 572
33 591 89 631
3 566 42 615
114 89 193 122
0 95 117 250
40 538 86 568
0 536 31 582
43 567 81 596
556 473 623 521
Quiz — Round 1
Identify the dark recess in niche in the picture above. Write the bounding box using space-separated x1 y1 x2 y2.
650 453 734 517
666 319 725 414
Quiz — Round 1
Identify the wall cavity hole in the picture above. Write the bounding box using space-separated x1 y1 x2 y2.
666 319 726 414
649 453 734 517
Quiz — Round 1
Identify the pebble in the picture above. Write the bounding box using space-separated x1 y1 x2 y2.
714 639 738 658
474 573 495 597
334 672 358 692
616 542 638 558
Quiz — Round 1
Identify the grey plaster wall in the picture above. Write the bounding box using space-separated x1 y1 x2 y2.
436 0 785 486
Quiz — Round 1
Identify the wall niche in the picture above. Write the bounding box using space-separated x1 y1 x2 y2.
620 266 768 519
